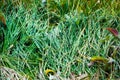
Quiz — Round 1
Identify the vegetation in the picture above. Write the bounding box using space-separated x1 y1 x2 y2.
0 0 120 80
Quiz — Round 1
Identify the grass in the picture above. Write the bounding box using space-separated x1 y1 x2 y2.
0 0 120 80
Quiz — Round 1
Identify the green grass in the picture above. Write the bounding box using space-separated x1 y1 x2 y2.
0 0 120 80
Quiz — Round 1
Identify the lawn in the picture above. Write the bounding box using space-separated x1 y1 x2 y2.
0 0 120 80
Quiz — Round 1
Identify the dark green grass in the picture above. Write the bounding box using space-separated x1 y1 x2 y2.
0 0 120 80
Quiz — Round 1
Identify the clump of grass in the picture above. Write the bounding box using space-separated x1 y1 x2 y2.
0 0 120 80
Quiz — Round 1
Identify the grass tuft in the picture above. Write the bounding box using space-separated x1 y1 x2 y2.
0 0 120 80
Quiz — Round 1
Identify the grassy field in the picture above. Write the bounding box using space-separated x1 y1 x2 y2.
0 0 120 80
